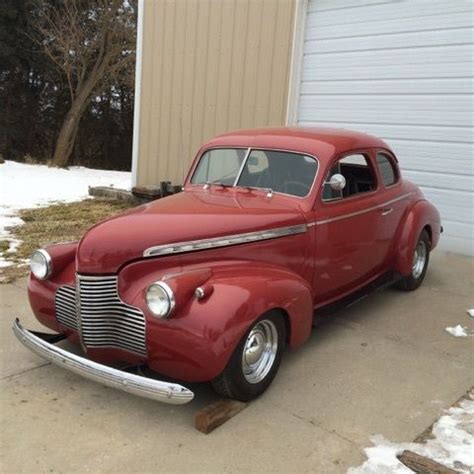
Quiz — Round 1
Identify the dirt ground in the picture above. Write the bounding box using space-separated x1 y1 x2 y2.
1 251 473 473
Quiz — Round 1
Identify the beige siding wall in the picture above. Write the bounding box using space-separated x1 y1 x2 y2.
135 0 296 186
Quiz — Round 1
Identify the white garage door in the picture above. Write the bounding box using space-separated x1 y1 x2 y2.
297 0 474 255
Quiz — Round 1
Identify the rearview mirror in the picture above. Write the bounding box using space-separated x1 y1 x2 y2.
247 156 259 166
328 174 346 192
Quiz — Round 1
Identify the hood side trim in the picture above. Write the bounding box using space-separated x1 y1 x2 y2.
143 224 308 258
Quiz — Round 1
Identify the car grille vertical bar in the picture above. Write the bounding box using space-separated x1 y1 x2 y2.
55 275 147 357
55 285 78 330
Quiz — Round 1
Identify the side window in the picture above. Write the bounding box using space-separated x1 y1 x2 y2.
376 153 398 186
323 153 377 201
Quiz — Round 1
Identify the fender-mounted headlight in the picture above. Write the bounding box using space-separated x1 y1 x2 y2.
30 249 52 280
146 282 175 319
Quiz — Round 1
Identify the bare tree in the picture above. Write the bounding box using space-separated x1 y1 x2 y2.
29 0 136 167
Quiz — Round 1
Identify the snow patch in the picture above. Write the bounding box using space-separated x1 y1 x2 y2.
0 160 131 266
467 309 474 318
0 259 14 269
445 325 470 337
349 397 474 474
349 436 413 474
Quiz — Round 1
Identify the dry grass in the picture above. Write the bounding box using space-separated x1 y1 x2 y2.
0 199 135 283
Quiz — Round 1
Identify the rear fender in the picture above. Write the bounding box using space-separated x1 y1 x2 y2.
394 200 441 276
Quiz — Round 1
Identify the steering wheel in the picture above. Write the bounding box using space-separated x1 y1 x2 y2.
255 169 272 189
282 180 309 196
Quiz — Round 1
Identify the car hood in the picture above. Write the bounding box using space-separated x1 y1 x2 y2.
77 190 305 273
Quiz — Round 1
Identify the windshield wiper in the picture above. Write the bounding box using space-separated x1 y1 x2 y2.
240 185 274 197
203 180 234 189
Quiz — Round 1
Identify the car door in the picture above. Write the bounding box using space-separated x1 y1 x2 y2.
373 150 410 267
313 151 386 304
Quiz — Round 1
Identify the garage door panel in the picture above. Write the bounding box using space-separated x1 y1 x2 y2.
420 188 474 224
302 46 473 81
305 28 473 54
302 62 472 81
298 121 473 144
308 0 392 14
403 171 474 193
307 0 472 27
437 234 474 255
440 221 473 240
387 141 474 176
303 44 472 66
301 78 473 95
298 98 472 127
306 11 472 40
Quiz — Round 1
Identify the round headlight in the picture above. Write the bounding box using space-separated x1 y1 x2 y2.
30 249 52 280
146 282 175 318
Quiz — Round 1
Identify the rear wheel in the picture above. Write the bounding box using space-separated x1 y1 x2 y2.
212 311 285 401
397 229 430 291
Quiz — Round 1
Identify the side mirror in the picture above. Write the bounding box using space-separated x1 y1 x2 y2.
328 173 346 192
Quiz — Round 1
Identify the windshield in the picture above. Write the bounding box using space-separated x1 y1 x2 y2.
191 148 318 197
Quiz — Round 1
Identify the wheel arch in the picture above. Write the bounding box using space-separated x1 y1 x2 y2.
197 265 314 351
394 200 440 276
268 307 292 345
422 224 433 248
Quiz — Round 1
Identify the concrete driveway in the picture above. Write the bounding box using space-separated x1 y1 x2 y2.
1 252 473 473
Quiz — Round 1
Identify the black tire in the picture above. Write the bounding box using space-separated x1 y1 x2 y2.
397 229 431 291
211 311 286 401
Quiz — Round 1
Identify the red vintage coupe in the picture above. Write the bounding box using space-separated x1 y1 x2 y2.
14 127 442 404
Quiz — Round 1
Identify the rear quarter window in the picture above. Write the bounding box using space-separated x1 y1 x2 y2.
376 153 398 186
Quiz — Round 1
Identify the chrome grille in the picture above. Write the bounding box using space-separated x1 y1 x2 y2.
54 275 146 356
55 285 78 330
78 275 146 356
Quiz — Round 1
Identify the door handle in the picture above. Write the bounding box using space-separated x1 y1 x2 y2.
381 207 393 216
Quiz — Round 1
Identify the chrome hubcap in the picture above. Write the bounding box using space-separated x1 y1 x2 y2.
412 240 427 279
242 320 278 384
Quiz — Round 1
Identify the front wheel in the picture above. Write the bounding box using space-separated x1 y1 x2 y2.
397 229 430 291
211 311 286 401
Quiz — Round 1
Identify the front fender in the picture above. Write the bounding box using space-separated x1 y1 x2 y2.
120 260 313 382
28 242 78 333
394 199 441 276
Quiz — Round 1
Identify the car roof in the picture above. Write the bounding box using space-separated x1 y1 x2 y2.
203 127 392 163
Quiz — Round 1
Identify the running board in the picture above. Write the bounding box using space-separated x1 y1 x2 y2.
314 271 402 323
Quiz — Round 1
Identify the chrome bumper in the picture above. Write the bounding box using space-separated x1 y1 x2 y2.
12 319 194 405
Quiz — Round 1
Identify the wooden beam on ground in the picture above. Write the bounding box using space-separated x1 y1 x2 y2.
195 399 248 434
397 450 458 474
88 186 141 204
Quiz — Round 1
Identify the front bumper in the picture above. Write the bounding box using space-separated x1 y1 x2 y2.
12 319 194 405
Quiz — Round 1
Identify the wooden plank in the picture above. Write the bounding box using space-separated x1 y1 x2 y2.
397 450 458 474
195 399 247 434
89 186 139 204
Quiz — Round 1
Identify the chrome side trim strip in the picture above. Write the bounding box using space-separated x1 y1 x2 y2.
316 192 413 226
144 223 308 257
13 319 194 405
